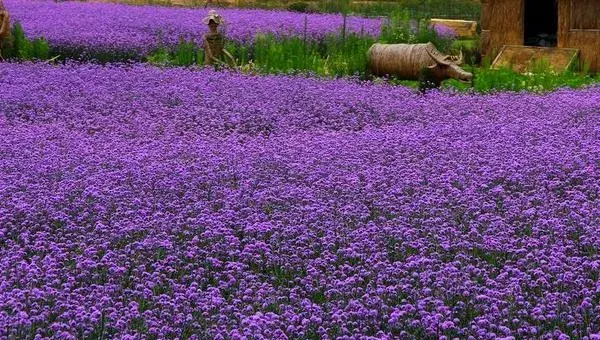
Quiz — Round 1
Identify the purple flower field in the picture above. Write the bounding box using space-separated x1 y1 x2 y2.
5 0 381 55
1 63 599 339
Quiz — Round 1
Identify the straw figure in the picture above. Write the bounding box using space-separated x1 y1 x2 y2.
202 10 235 67
0 2 11 59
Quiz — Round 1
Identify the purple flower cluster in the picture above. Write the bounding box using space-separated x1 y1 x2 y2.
1 63 599 339
5 0 381 55
431 23 457 40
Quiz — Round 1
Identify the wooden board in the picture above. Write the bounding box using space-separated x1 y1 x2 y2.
491 45 580 73
430 19 478 39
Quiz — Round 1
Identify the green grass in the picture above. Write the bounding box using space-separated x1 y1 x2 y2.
148 30 597 93
243 33 375 76
147 32 377 77
148 13 455 76
4 16 597 94
444 62 598 93
146 13 598 93
2 22 51 61
379 10 455 52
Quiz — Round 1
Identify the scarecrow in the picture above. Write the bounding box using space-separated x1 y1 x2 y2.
0 2 10 59
202 10 235 67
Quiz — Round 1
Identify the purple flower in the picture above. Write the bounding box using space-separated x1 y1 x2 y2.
432 23 457 39
5 0 381 56
0 62 599 338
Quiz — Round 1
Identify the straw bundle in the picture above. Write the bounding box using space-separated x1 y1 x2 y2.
367 42 441 79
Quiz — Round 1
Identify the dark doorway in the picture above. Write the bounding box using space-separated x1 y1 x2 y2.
524 0 558 47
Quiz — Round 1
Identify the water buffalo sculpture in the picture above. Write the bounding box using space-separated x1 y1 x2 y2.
367 42 473 84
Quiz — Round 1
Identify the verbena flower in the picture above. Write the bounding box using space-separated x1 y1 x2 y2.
0 63 599 338
4 0 381 57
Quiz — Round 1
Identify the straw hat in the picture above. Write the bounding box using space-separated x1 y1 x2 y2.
203 10 224 25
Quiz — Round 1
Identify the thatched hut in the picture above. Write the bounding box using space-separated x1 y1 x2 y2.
481 0 600 72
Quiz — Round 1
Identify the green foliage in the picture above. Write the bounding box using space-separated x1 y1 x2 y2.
2 22 55 61
450 39 480 65
148 33 374 77
287 2 312 13
385 0 480 20
346 1 402 17
173 38 197 66
146 31 598 93
379 10 455 53
225 42 249 66
248 33 373 76
251 35 315 73
325 33 373 76
195 47 205 66
10 22 31 59
146 9 458 77
5 17 596 94
378 10 414 43
444 61 597 93
147 46 171 65
32 38 51 60
318 0 352 15
147 39 205 67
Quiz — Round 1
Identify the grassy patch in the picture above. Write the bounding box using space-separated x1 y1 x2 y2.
444 61 598 93
2 22 52 61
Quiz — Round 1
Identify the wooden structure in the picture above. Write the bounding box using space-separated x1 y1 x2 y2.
430 19 478 39
491 45 579 72
481 0 600 72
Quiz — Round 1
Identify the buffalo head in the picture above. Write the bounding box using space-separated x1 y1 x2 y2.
426 47 473 83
